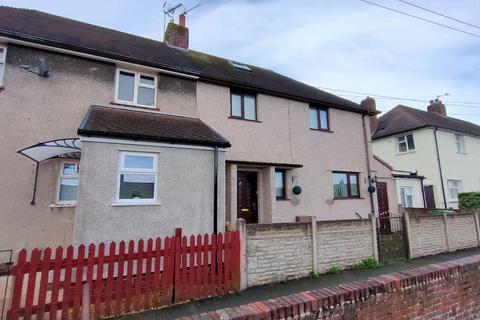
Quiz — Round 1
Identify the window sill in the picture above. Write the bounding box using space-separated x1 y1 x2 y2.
112 201 161 207
50 203 76 208
396 150 416 155
228 116 261 123
110 101 158 110
456 152 467 154
310 128 333 133
333 197 363 200
276 198 291 201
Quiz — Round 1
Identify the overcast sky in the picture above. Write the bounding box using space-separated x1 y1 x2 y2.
3 0 480 123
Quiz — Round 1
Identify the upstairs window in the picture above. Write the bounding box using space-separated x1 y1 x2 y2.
447 180 463 202
230 90 257 121
57 162 79 204
117 152 157 203
399 186 413 207
275 170 286 200
309 106 329 131
332 172 359 199
115 69 157 108
397 133 415 153
455 134 466 153
0 45 6 86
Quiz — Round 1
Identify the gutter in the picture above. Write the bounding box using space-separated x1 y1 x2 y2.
362 115 375 215
433 127 448 209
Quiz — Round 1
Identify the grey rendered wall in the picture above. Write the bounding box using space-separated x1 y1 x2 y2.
74 140 225 244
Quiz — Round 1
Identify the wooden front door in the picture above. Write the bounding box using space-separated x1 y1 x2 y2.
237 171 258 223
376 182 390 216
424 185 436 208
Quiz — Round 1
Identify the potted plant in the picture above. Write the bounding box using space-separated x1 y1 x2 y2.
131 191 143 199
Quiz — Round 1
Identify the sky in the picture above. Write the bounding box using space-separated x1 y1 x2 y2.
2 0 480 123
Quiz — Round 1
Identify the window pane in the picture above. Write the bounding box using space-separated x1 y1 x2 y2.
63 163 77 175
118 71 135 102
140 75 155 86
0 63 4 82
119 174 155 199
138 87 155 106
244 95 256 120
400 188 406 207
406 195 413 207
231 93 242 117
0 48 4 60
275 171 285 198
398 141 407 153
124 155 154 169
333 173 348 197
407 134 415 150
319 109 328 130
59 178 78 201
309 108 319 129
349 174 358 196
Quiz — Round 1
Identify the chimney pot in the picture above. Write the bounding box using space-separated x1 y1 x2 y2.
179 14 186 27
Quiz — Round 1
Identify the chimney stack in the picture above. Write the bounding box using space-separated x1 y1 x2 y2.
361 96 378 134
164 14 189 50
427 98 446 116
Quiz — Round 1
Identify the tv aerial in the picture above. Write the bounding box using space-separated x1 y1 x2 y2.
163 2 201 35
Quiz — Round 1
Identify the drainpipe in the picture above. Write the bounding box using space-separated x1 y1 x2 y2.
362 115 375 215
420 177 427 208
433 127 447 209
213 146 218 234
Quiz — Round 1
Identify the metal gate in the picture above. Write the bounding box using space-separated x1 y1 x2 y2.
376 213 409 263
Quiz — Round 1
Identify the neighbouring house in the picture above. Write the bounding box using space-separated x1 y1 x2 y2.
371 98 480 209
0 7 377 251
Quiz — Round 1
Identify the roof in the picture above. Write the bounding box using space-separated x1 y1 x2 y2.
372 105 480 140
0 6 368 114
78 105 231 148
372 154 393 170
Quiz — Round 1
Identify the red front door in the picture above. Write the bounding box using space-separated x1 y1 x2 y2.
237 171 258 224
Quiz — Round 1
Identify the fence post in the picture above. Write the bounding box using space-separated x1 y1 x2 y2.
311 216 318 274
443 212 450 252
474 211 480 246
236 219 247 290
403 207 412 259
370 213 379 262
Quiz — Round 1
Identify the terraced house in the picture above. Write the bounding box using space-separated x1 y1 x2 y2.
0 7 378 251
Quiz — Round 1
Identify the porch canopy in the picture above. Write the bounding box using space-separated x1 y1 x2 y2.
18 138 82 204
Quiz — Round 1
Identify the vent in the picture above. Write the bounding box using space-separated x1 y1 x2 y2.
229 60 252 71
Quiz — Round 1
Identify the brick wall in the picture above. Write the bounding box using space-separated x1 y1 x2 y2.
407 211 480 258
245 219 375 287
187 254 480 319
316 220 373 273
246 223 313 286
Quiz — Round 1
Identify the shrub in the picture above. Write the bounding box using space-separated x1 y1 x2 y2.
459 192 480 210
308 270 319 279
357 258 380 269
327 266 342 274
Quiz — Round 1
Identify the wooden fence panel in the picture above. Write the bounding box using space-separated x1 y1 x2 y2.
6 229 240 320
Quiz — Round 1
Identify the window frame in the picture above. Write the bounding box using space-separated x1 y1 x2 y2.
56 161 80 205
229 90 258 121
275 169 287 200
116 151 158 204
396 133 415 153
455 134 466 153
309 106 330 131
114 68 157 108
0 44 7 86
447 179 463 202
332 171 360 199
399 186 414 207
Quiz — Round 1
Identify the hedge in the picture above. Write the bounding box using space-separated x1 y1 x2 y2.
459 192 480 210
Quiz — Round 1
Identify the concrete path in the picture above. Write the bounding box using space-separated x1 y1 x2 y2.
117 247 480 320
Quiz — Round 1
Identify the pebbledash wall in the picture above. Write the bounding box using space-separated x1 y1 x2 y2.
242 218 376 287
405 209 480 259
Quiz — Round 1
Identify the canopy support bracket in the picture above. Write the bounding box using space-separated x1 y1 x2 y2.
30 162 39 205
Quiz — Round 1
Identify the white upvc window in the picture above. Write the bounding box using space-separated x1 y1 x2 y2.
447 180 463 202
455 134 466 153
396 133 415 153
117 152 158 204
0 45 7 86
114 69 157 108
399 186 413 207
57 162 79 204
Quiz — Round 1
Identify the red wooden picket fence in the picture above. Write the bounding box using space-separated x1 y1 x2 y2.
6 229 240 320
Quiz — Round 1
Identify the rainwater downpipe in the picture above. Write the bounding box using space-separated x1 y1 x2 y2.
433 127 448 209
213 146 218 234
362 115 375 215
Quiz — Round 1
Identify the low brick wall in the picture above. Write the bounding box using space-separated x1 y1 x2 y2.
246 223 313 287
245 219 375 287
185 254 480 319
316 220 373 273
407 211 479 258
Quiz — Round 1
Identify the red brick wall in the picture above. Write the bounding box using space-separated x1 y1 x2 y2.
185 254 480 319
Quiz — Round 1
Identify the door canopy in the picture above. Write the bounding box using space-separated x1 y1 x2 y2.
18 138 81 163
